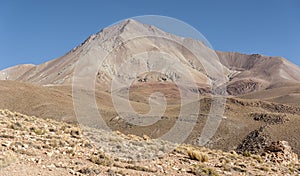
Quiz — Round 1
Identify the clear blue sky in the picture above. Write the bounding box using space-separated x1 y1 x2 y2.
0 0 299 70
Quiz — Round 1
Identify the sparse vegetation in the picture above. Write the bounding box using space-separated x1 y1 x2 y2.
243 151 251 157
187 149 209 162
125 165 157 173
190 164 219 176
0 109 299 175
89 153 114 167
29 126 45 135
251 154 263 163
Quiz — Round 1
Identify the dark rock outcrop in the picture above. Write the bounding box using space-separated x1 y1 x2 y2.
251 113 289 125
236 126 271 155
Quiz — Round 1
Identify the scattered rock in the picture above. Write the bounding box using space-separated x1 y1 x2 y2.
265 141 299 165
251 112 289 125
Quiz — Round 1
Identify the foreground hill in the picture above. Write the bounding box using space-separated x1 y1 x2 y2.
0 109 299 176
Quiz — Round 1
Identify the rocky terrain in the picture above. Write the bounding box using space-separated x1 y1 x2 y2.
0 109 299 176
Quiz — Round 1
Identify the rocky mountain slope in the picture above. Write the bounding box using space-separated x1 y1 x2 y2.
0 109 299 176
216 51 300 104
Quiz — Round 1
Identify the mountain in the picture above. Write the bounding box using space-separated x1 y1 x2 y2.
0 19 223 91
1 19 299 103
217 52 300 102
0 19 299 160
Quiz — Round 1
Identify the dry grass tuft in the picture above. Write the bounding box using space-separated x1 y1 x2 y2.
187 149 209 162
243 151 251 157
190 164 219 176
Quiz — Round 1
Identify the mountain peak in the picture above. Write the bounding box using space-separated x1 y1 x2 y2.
117 18 148 33
99 19 149 34
122 18 141 25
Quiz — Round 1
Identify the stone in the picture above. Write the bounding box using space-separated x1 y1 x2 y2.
265 141 299 165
